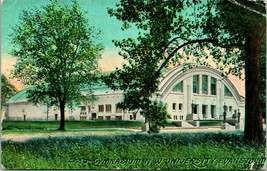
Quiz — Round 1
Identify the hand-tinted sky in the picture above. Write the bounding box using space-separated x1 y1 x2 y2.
2 0 138 72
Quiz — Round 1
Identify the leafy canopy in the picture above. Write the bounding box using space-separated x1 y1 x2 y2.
11 0 103 107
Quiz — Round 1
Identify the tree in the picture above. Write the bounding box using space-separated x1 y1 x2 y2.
1 75 17 110
215 0 265 144
10 0 103 130
103 0 265 142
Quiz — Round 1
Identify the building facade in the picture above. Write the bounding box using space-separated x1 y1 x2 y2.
5 65 245 125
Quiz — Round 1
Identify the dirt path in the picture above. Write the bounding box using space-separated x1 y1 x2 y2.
2 130 138 141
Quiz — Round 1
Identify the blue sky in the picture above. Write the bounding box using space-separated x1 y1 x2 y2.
2 0 138 72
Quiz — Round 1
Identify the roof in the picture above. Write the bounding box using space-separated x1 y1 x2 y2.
6 83 112 104
7 66 245 103
7 86 33 104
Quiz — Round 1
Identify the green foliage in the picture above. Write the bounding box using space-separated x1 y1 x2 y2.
104 0 266 143
140 101 168 133
10 0 103 129
2 132 265 169
1 75 17 109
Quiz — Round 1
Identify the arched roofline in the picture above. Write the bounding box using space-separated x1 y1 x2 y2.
158 65 243 103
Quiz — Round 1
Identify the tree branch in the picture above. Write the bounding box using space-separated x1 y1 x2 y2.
226 0 266 17
156 38 243 74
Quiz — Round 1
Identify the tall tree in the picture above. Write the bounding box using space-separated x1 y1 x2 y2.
104 0 265 142
1 75 17 110
214 0 265 144
10 0 103 130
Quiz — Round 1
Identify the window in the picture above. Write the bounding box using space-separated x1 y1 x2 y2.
106 116 111 120
211 105 216 118
179 103 183 111
210 77 216 95
229 106 232 112
224 105 228 112
88 105 91 113
224 85 233 96
81 106 86 111
80 116 86 120
98 116 104 120
173 81 183 92
202 75 208 94
173 115 177 120
172 103 177 111
115 116 122 120
105 104 112 112
180 115 184 120
116 104 123 113
202 105 207 115
92 113 97 119
193 75 199 93
192 104 198 114
98 105 104 112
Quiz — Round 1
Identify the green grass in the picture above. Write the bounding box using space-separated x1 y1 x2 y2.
199 120 223 126
2 128 132 134
2 131 265 170
2 120 144 130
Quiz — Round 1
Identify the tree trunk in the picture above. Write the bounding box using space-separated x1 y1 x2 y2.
58 99 66 131
244 22 265 144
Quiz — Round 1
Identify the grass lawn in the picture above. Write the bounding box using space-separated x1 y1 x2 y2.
2 131 265 170
2 120 144 130
2 128 132 134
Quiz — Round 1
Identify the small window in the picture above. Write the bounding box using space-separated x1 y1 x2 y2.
115 116 122 120
81 106 86 111
180 115 184 120
224 105 228 112
173 81 183 92
80 116 86 120
211 105 216 118
106 116 111 120
98 116 104 120
172 103 177 111
179 103 183 111
88 106 91 113
202 105 208 115
98 105 104 112
192 104 198 114
229 106 232 112
105 104 112 112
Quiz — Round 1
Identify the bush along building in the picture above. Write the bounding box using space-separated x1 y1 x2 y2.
5 65 245 129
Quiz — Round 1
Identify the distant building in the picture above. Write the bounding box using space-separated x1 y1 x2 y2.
5 65 245 126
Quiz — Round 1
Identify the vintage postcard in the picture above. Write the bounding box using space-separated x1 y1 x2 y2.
1 0 266 170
